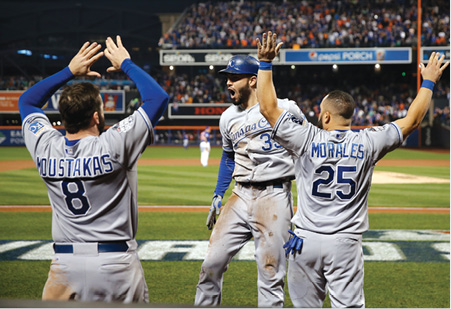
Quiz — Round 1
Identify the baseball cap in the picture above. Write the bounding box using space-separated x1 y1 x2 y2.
219 55 260 76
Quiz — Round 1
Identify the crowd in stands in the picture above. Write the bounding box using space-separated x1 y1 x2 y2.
158 69 449 127
1 69 449 128
159 0 449 49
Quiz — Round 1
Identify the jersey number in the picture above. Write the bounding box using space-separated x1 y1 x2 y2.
260 133 282 151
312 165 356 200
61 180 91 215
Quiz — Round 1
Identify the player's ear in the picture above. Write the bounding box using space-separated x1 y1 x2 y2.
92 111 100 125
324 111 331 124
249 75 257 87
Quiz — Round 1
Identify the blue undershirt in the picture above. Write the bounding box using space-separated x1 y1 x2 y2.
214 149 235 197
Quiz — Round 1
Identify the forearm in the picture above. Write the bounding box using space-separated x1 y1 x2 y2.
394 80 434 139
18 67 74 121
256 62 283 127
214 150 235 197
121 59 169 126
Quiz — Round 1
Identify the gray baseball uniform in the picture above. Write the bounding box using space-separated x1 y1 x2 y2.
195 99 305 307
22 108 152 302
19 56 168 303
271 110 403 307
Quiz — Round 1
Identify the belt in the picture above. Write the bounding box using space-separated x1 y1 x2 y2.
53 241 129 254
237 180 286 190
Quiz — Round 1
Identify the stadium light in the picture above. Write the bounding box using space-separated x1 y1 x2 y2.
291 65 296 70
17 50 32 56
374 63 381 72
332 64 338 72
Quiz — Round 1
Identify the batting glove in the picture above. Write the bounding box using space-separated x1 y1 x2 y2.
283 229 303 257
206 194 222 230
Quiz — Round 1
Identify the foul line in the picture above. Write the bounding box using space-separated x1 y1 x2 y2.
0 205 449 214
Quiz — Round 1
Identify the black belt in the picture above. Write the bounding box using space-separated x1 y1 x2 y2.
53 241 129 253
238 180 286 190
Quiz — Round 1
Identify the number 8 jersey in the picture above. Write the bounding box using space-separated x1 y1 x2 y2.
22 108 153 243
272 110 403 234
220 98 305 183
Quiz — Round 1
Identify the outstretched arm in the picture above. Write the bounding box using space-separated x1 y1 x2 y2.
19 42 103 121
104 35 169 127
394 52 449 140
256 31 284 127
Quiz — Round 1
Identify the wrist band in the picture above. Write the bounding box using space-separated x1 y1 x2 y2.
259 61 272 71
421 79 435 91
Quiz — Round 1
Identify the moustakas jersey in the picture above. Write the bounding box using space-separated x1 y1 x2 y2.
271 110 403 234
22 109 153 243
220 98 305 183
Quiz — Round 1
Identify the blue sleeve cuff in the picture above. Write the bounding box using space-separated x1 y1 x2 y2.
259 61 272 71
421 79 435 91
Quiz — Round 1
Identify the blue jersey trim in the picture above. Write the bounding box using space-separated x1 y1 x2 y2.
64 137 80 146
272 110 289 139
389 122 403 144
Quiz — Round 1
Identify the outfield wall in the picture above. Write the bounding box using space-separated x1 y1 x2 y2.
0 125 426 148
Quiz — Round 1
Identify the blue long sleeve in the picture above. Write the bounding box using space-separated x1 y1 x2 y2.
214 149 235 197
121 59 169 127
18 67 74 121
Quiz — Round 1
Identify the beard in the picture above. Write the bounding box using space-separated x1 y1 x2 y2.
232 85 251 106
317 116 323 129
97 115 105 134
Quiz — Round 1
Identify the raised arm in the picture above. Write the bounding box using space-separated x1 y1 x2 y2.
256 32 284 127
104 36 169 127
394 52 449 140
19 42 103 121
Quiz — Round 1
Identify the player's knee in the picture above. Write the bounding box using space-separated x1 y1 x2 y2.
199 261 228 279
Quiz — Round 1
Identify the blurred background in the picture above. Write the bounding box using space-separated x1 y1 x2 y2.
0 0 449 148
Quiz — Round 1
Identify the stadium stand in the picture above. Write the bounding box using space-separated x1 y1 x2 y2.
158 0 450 49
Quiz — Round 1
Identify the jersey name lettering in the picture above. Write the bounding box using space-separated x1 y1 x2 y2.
230 118 270 144
312 142 365 159
36 154 114 178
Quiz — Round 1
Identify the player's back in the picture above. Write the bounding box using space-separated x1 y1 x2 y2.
23 109 153 242
272 112 402 234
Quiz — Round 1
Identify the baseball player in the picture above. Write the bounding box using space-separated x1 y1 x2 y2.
194 55 306 307
256 31 449 308
199 126 211 166
183 131 189 149
18 36 169 303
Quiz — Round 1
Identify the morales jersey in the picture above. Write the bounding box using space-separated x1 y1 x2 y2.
220 98 305 183
272 110 403 234
22 108 153 242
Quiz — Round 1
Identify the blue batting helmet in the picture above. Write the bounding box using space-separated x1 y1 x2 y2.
219 55 260 76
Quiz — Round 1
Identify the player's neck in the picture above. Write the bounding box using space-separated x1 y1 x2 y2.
65 127 100 141
242 94 258 110
326 124 351 131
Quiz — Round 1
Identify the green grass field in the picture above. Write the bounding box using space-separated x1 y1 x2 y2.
0 146 449 307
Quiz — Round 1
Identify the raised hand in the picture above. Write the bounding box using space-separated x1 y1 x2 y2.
256 31 283 62
420 52 449 84
68 42 104 77
104 35 131 73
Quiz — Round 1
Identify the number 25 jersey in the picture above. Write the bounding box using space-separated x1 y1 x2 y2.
272 110 403 234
